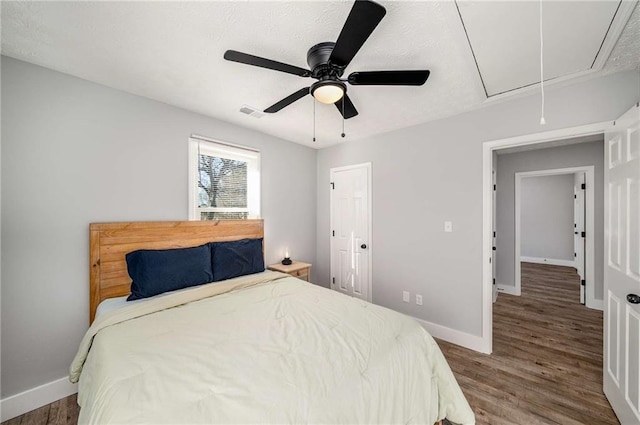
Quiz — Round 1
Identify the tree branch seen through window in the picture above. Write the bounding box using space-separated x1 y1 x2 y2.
189 138 260 220
198 155 247 209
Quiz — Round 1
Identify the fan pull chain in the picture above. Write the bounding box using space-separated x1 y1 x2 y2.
539 0 546 125
341 97 346 138
313 99 316 142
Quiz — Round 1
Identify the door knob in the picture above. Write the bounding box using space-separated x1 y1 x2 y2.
361 244 367 249
627 294 640 304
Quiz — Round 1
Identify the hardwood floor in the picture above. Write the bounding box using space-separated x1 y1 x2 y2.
438 262 619 425
3 262 616 425
1 394 78 425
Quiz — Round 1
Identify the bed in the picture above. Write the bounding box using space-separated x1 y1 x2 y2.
70 220 475 424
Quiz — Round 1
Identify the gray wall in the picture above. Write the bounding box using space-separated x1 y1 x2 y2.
0 57 317 398
520 174 575 261
317 70 639 337
496 140 604 298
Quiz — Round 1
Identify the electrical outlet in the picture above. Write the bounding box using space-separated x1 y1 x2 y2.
416 294 423 306
402 291 410 303
444 221 453 232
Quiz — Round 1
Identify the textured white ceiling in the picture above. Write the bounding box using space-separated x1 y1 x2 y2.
605 0 640 73
2 1 638 149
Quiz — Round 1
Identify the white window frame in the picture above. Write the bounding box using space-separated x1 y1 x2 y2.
188 136 261 220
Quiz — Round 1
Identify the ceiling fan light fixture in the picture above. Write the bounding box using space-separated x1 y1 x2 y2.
311 81 345 104
224 0 429 121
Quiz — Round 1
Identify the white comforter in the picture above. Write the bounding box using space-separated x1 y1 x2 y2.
71 271 475 424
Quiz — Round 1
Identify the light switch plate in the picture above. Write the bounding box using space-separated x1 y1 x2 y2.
444 221 453 232
402 291 410 303
416 294 423 305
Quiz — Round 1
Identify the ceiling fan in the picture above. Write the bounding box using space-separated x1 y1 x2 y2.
224 0 430 120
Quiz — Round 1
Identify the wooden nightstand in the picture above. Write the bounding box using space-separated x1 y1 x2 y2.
267 261 312 282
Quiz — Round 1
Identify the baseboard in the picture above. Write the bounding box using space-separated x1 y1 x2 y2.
412 316 490 354
0 377 77 422
520 256 575 268
496 283 521 296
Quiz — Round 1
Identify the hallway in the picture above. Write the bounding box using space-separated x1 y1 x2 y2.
439 262 618 424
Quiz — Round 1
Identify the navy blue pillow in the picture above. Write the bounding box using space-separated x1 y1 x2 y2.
210 238 265 282
126 244 213 301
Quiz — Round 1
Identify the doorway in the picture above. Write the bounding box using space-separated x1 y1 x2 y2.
482 106 640 423
481 121 612 354
329 162 372 302
513 166 597 308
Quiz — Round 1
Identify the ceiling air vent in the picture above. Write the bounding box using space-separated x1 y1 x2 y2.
239 104 264 118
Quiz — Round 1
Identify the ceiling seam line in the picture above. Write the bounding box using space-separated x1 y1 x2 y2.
453 0 489 99
488 75 569 98
590 0 623 70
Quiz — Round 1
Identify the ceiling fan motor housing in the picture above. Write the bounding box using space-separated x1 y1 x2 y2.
307 42 344 79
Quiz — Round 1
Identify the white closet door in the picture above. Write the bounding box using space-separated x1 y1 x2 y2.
330 163 372 301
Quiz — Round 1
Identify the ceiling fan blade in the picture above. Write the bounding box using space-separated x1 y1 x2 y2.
329 0 386 69
224 50 310 77
348 70 430 86
264 87 310 113
334 94 358 119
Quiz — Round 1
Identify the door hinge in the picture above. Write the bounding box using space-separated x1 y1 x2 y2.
581 183 586 190
581 231 586 238
332 277 335 284
493 231 496 237
330 182 335 189
332 230 335 237
574 252 577 257
581 279 586 287
493 184 497 191
574 194 577 199
492 246 496 251
493 278 496 285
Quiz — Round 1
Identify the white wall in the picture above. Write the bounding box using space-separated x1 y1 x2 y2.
0 57 317 398
520 174 575 261
317 70 639 338
496 140 604 298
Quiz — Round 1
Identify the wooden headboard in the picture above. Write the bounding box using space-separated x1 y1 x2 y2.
89 220 264 324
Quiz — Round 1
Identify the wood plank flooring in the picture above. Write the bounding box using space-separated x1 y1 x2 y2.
3 262 616 425
1 394 78 425
438 262 619 425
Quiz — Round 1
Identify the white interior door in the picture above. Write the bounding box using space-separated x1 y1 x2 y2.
330 163 371 302
604 104 640 424
574 172 586 304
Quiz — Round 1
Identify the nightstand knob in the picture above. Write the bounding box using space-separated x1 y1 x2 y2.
360 244 367 249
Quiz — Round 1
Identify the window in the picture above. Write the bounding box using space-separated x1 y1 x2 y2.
188 137 260 220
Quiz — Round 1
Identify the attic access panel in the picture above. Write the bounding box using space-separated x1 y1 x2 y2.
456 1 625 97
